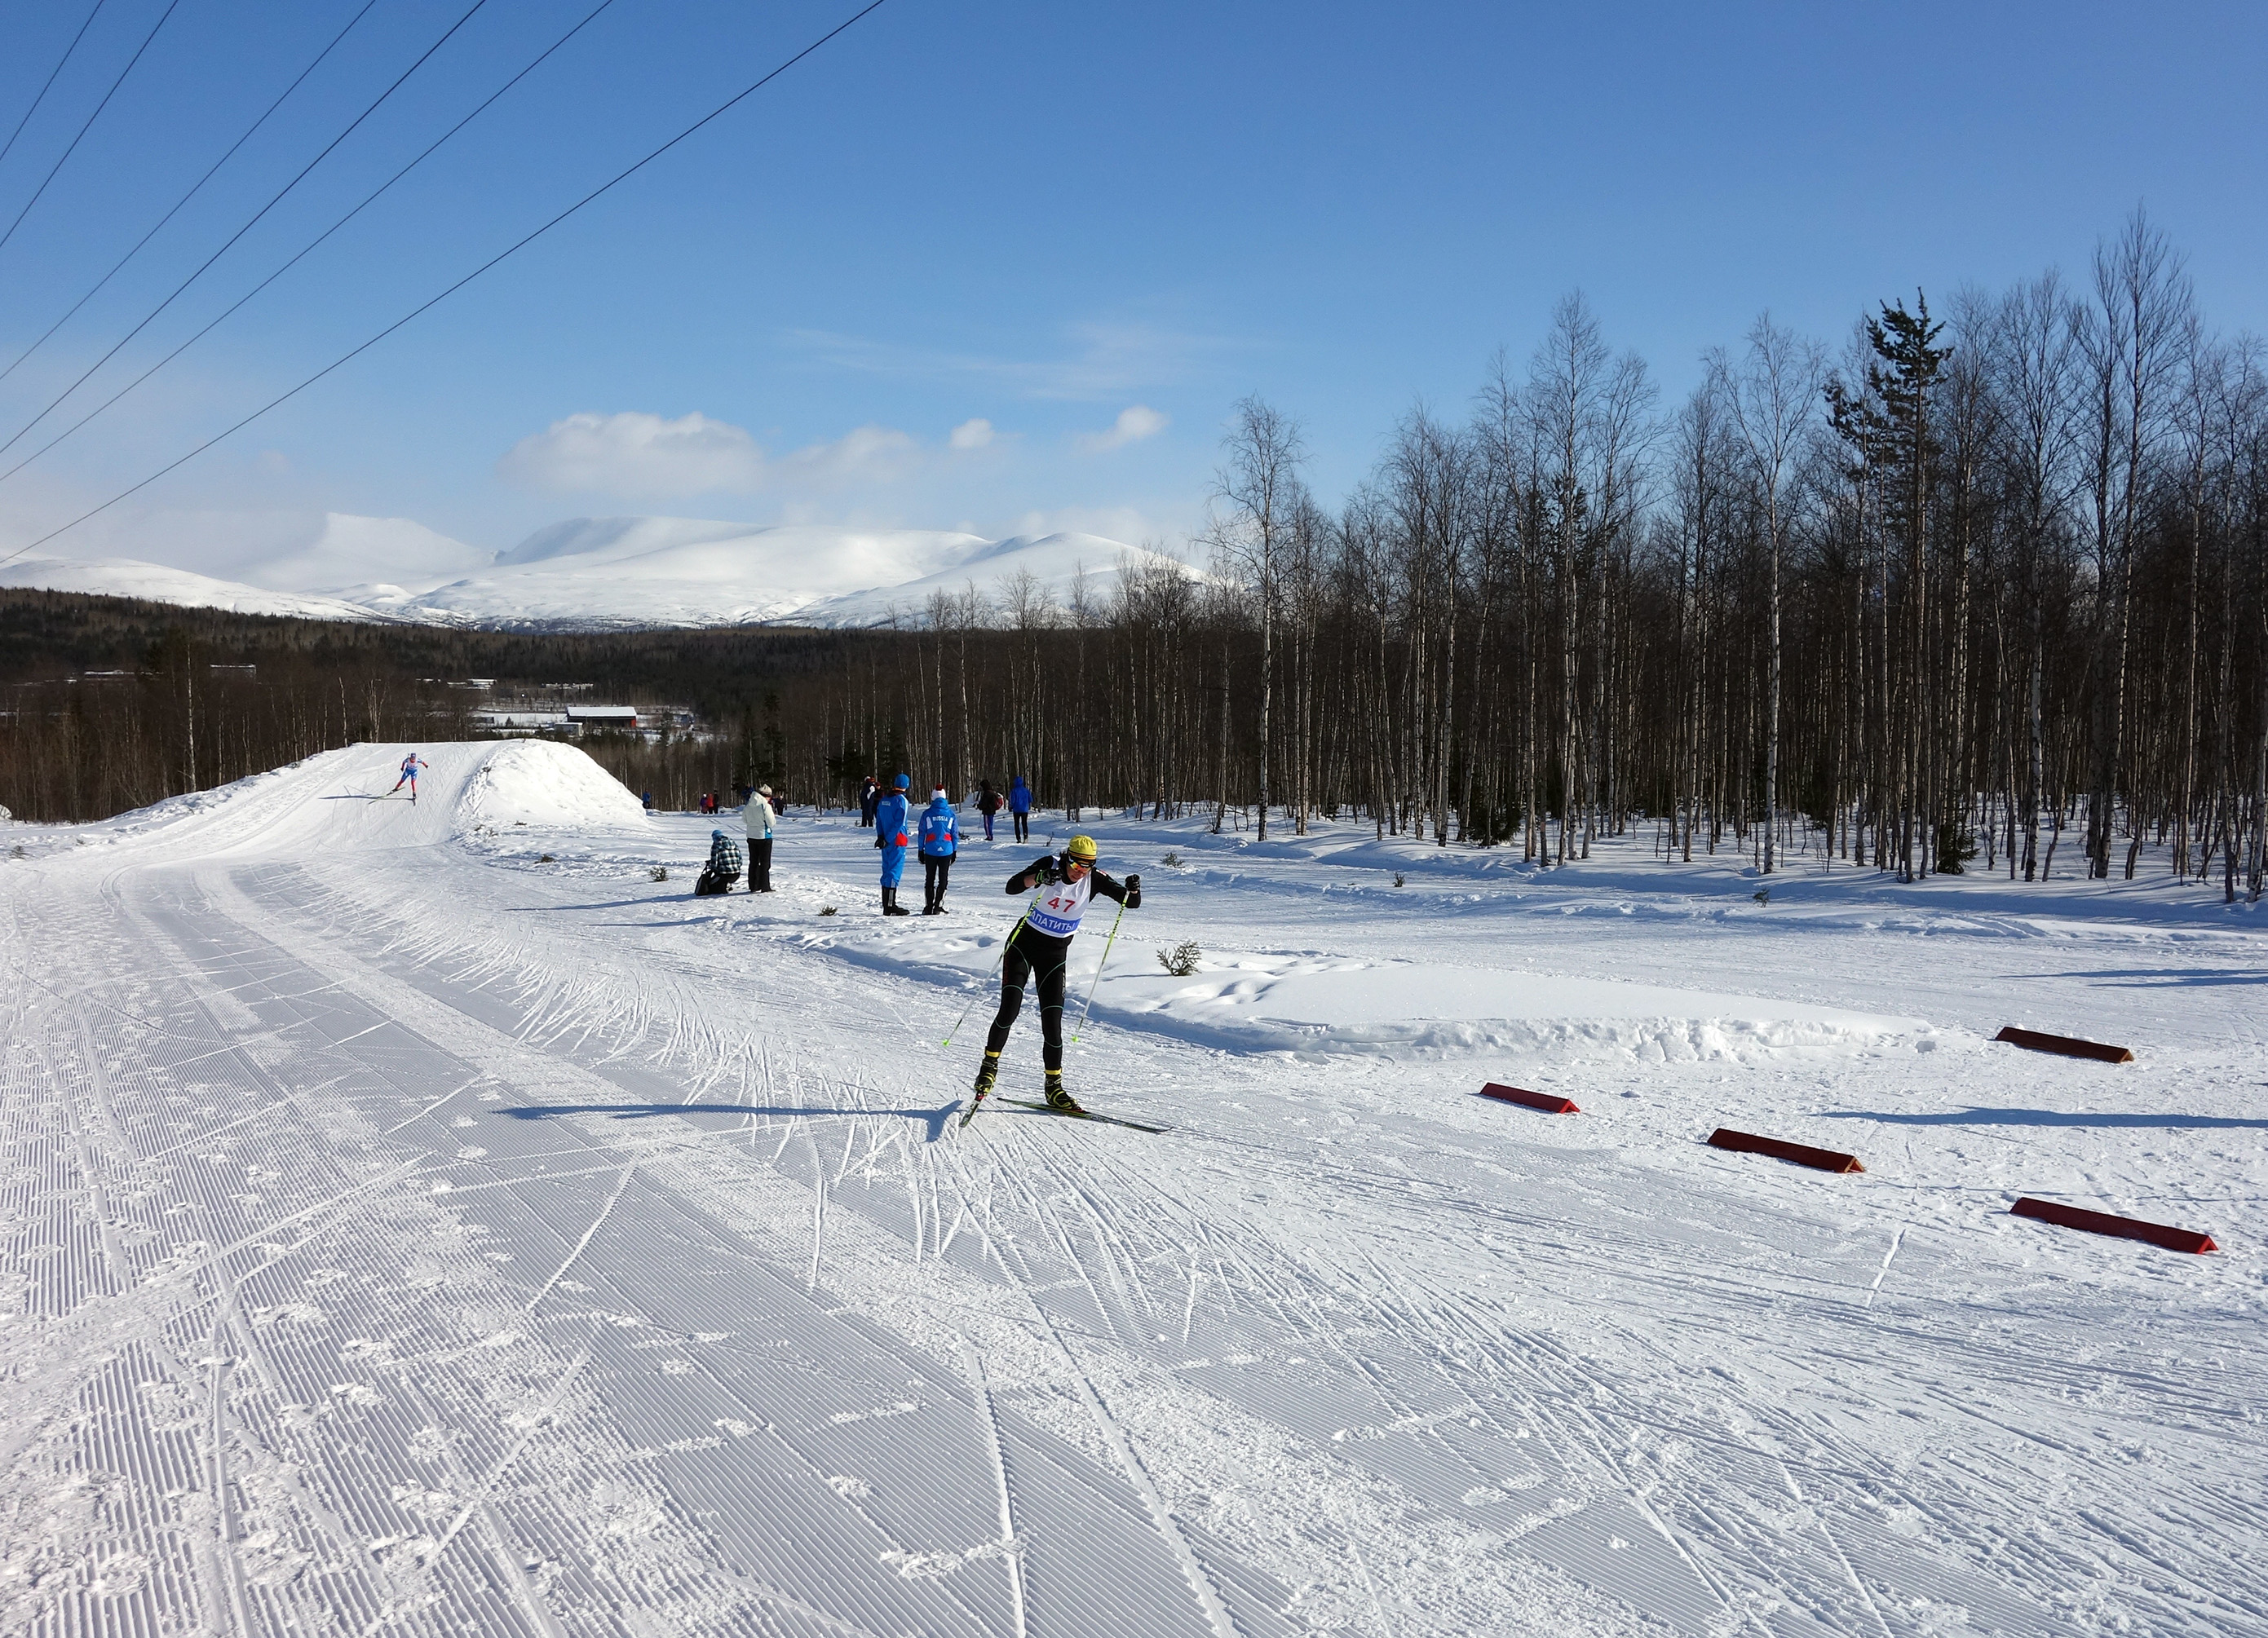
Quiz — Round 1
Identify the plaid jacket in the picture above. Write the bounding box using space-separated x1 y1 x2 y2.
707 835 744 876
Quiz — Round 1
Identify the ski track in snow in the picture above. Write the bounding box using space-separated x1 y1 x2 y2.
2 742 2266 1636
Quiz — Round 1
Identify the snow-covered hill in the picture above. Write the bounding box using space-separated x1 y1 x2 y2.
0 551 413 623
5 744 2261 1635
2 514 1187 630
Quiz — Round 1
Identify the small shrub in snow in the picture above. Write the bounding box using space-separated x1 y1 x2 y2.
648 865 669 882
8 844 24 859
1157 939 1202 977
1161 851 1183 868
819 905 838 916
1392 872 1405 887
1752 885 1771 906
537 854 555 864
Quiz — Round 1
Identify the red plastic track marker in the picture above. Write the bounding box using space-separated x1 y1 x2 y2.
2010 1197 2215 1253
1994 1026 2135 1064
1706 1128 1864 1173
1479 1083 1579 1115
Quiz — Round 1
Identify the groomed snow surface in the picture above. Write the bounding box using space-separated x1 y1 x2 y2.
4 741 2263 1636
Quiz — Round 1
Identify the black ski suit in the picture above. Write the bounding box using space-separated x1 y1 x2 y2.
984 855 1138 1072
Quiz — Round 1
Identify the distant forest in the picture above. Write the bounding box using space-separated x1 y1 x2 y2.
3 211 2261 897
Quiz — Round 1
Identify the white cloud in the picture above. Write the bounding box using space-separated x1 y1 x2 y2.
949 417 994 451
497 411 765 497
786 320 1244 401
779 424 919 486
1077 404 1169 453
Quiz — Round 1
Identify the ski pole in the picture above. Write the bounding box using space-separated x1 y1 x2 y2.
943 888 1041 1048
1068 896 1126 1044
941 832 1059 1047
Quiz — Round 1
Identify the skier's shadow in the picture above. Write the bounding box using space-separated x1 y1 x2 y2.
506 1100 962 1143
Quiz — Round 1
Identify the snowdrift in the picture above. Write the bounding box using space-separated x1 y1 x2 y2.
89 740 646 859
1094 961 1917 1062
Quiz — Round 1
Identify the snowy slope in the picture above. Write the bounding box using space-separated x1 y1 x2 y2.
0 552 406 622
242 511 494 602
5 753 2265 1636
7 515 1184 630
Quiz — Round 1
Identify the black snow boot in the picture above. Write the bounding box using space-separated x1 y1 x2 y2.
971 1054 999 1100
1044 1071 1081 1113
883 889 911 916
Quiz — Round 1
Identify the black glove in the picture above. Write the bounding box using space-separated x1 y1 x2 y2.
1037 856 1061 885
874 835 883 848
1126 873 1141 891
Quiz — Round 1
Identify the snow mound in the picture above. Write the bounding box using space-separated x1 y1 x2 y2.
458 739 648 830
1098 960 1917 1062
83 740 645 860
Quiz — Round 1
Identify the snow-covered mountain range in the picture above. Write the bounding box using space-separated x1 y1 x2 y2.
0 513 1189 630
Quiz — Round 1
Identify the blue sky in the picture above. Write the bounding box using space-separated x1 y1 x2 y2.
1 0 2262 572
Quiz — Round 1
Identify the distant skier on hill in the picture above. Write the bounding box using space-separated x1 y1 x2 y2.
917 784 959 913
388 753 430 801
968 834 1139 1115
1007 774 1033 842
874 774 913 916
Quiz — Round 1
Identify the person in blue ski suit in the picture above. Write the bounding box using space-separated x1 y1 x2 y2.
389 753 430 801
917 785 959 914
873 773 913 916
1006 774 1033 842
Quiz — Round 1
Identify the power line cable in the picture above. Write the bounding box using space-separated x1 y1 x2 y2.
0 0 890 567
0 0 618 485
0 0 110 174
0 0 183 257
0 0 495 461
0 0 383 390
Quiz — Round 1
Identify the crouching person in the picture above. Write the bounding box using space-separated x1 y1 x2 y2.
695 828 744 896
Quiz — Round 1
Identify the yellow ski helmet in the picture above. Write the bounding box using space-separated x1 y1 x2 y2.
1066 835 1099 863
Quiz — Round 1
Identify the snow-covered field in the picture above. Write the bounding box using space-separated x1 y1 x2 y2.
3 741 2263 1636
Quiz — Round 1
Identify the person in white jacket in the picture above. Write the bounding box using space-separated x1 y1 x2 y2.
742 784 776 892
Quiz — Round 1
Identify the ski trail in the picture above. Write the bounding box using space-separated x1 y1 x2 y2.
427 1350 592 1564
1864 1225 1908 1307
1777 1459 1894 1638
807 1127 828 1290
380 1071 484 1134
523 1163 634 1315
958 1333 1028 1638
1032 1302 1239 1638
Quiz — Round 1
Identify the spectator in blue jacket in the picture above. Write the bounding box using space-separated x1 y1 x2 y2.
917 784 960 914
1007 774 1033 842
874 774 912 916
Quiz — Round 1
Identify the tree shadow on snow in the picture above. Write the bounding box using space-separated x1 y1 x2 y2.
1823 1107 2268 1131
506 1100 962 1143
